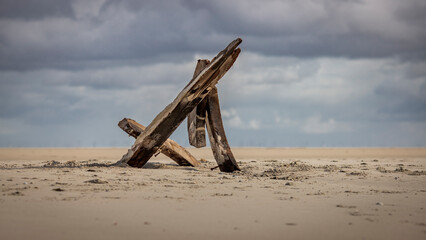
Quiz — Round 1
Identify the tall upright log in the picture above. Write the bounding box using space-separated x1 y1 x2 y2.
121 38 242 168
206 87 240 172
118 118 200 167
187 59 210 148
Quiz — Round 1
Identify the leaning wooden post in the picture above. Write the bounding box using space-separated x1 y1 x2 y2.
206 87 240 172
118 118 200 167
120 38 242 168
187 59 210 148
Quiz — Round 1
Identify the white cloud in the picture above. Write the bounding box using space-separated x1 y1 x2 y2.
222 108 261 130
274 112 352 134
221 55 422 109
248 120 260 130
301 114 352 134
274 115 299 128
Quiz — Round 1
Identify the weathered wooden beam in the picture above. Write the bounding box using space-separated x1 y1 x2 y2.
120 38 242 168
205 87 240 172
187 59 210 148
118 118 200 167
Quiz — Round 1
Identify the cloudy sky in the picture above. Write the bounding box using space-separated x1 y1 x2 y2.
0 0 425 147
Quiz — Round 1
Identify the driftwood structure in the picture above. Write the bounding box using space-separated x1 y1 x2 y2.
118 38 242 172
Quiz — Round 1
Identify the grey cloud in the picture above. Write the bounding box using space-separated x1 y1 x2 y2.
0 0 208 71
219 56 426 129
395 0 426 27
0 78 89 124
375 81 426 121
183 0 426 59
0 0 74 20
1 0 425 71
1 55 425 147
1 0 425 147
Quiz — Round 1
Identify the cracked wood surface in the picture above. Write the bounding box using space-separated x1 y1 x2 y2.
206 87 240 172
187 59 210 148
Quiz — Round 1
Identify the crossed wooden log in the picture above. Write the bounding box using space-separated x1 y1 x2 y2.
117 38 242 172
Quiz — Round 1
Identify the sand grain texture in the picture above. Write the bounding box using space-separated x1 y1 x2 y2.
1 148 425 240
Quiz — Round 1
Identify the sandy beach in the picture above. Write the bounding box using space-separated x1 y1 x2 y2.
1 147 425 240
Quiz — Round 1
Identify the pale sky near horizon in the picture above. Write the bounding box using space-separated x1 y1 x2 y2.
0 0 425 147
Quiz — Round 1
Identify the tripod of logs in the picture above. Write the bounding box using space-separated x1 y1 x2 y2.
117 38 242 172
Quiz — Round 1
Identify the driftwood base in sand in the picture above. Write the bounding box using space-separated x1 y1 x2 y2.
118 118 200 167
205 87 240 172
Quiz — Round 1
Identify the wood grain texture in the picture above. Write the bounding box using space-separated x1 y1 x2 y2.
187 59 210 148
121 38 242 168
118 118 200 167
206 87 240 172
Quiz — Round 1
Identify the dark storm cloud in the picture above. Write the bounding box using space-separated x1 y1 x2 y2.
183 0 426 59
1 0 425 71
395 0 426 27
